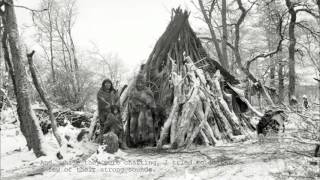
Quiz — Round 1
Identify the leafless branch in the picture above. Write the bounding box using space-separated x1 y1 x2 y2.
296 22 320 40
246 11 285 74
0 1 48 13
296 8 319 19
199 36 235 50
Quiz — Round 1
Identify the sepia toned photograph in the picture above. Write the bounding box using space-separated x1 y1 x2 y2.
0 0 319 179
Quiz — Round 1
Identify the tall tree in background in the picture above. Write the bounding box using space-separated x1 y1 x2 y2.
284 0 319 104
233 0 285 106
262 0 285 103
198 0 229 70
33 0 81 105
197 0 285 106
278 47 285 103
221 0 229 70
265 2 276 88
1 0 47 157
47 0 55 82
285 0 297 105
32 0 56 82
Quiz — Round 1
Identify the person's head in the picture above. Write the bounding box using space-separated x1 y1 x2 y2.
135 73 145 91
102 79 114 92
302 95 307 99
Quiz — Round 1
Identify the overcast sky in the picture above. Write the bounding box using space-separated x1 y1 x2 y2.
15 0 198 70
13 0 318 85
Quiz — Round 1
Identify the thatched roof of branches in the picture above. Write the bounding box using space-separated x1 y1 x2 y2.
145 8 239 86
143 8 240 112
121 8 255 149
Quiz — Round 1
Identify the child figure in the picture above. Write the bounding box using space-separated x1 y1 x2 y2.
102 105 128 149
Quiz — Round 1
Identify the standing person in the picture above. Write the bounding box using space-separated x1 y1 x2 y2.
97 79 119 142
302 95 309 110
128 73 157 147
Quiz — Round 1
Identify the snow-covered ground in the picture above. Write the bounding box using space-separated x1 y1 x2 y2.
1 111 319 180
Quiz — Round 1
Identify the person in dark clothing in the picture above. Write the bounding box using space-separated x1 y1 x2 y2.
102 105 127 149
97 79 127 148
302 95 309 110
102 105 122 134
97 79 119 132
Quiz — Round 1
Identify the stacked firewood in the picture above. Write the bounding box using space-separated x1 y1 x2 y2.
156 54 255 149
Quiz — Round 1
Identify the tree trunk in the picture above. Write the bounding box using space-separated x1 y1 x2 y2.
48 3 56 83
198 0 227 69
1 17 17 97
221 0 229 70
27 51 62 147
286 0 297 105
4 0 47 157
266 2 276 88
278 50 284 104
234 0 276 106
268 38 276 90
68 27 81 101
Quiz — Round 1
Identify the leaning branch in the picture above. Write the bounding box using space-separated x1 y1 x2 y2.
234 0 275 106
27 51 62 147
199 36 235 50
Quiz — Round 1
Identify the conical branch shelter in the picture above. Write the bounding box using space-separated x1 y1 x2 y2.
121 8 258 149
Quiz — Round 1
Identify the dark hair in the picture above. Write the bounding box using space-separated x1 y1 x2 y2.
102 79 116 92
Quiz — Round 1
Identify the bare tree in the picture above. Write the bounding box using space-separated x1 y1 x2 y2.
63 0 80 97
88 44 124 89
285 0 297 105
33 0 82 105
32 0 56 82
284 0 319 105
232 0 285 106
197 0 284 106
262 0 285 103
1 0 47 157
221 0 229 70
198 0 229 70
